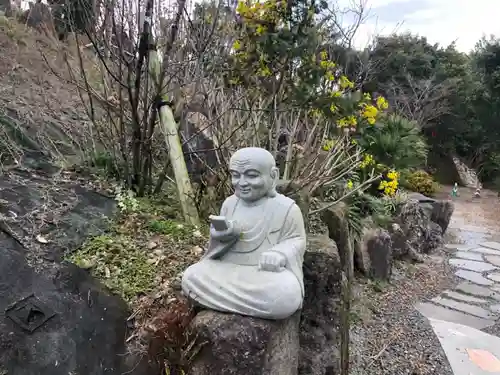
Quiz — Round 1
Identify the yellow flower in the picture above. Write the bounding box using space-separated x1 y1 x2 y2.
346 180 353 189
376 96 389 110
330 91 342 98
367 117 376 125
320 50 328 60
387 170 399 180
362 104 378 119
233 40 242 50
256 24 267 35
363 92 372 101
360 153 374 168
339 75 354 89
322 139 335 151
329 104 338 113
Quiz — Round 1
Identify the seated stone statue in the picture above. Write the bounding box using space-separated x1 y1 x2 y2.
182 147 307 320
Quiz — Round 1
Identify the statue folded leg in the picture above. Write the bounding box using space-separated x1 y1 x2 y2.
182 259 302 319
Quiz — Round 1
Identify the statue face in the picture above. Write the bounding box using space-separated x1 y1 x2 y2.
229 160 273 201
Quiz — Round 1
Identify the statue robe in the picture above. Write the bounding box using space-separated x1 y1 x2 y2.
181 193 306 319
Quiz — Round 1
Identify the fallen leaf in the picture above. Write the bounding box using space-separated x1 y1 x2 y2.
36 234 49 244
467 348 500 371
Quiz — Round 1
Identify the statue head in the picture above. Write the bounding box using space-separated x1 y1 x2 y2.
229 147 279 202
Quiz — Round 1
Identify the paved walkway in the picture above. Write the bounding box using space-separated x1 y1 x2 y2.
417 241 500 330
416 188 500 374
417 234 500 372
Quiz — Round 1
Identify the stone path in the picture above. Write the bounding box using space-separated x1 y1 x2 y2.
417 241 500 329
417 241 500 373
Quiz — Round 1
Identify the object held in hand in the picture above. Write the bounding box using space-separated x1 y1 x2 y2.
209 215 229 231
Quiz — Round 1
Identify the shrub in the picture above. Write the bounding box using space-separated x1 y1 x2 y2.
357 114 428 171
402 170 439 196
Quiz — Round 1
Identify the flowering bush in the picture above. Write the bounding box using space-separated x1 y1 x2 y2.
402 170 439 196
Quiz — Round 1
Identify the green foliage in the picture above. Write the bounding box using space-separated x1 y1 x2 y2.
147 219 196 241
401 170 439 196
357 114 428 170
69 234 156 302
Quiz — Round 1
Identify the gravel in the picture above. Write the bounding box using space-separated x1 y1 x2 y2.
349 252 457 375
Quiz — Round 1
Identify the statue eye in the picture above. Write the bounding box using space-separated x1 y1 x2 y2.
230 172 240 179
246 172 260 178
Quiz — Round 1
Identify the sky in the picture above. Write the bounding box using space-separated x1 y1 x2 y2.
344 0 500 52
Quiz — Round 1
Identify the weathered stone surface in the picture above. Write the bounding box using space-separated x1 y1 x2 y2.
321 203 351 274
0 167 149 375
430 200 454 234
449 259 497 272
299 233 342 375
442 290 488 304
481 242 500 251
187 311 300 375
394 199 444 257
455 270 494 286
470 247 500 256
456 282 500 301
485 255 500 267
454 251 484 261
487 272 500 283
444 244 474 251
366 228 392 280
431 297 495 319
416 302 495 329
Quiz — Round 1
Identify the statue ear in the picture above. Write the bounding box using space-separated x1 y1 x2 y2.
268 166 279 197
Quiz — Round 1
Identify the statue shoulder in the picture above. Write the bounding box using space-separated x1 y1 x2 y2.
273 193 296 209
221 195 239 212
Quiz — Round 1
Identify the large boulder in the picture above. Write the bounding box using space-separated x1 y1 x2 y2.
186 234 342 375
393 195 453 260
187 311 300 375
299 235 341 375
0 167 150 375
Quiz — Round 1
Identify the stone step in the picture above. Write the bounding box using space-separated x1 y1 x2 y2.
454 251 484 261
455 281 500 301
481 242 500 251
487 272 500 283
416 302 495 330
442 290 489 305
431 296 496 319
444 244 473 251
455 269 494 286
449 258 497 272
485 255 500 267
470 247 500 256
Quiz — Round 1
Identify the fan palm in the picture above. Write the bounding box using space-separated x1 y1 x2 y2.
358 114 428 170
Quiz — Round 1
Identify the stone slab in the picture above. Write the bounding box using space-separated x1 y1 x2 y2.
455 270 494 286
444 244 473 251
485 255 500 267
442 290 488 305
431 297 495 319
449 258 497 272
489 304 500 313
429 318 500 375
480 241 500 251
469 247 500 256
487 272 500 283
416 302 494 330
454 251 484 261
456 282 500 301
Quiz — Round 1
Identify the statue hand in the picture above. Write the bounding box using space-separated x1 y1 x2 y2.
210 220 240 242
259 251 286 272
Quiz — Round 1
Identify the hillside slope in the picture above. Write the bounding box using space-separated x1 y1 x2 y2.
0 15 90 168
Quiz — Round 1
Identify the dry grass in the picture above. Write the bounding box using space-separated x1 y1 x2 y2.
0 15 100 168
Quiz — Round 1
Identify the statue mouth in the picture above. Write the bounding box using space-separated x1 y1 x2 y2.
239 188 251 194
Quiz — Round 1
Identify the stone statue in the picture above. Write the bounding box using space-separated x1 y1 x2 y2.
182 147 306 320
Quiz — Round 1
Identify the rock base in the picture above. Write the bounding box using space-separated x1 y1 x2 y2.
188 310 300 375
